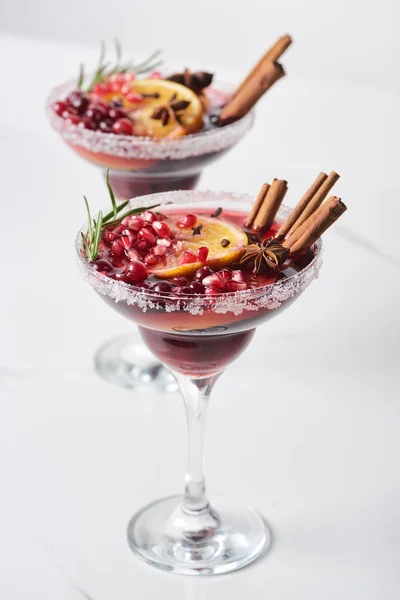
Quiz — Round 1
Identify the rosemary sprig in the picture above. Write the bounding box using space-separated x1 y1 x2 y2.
105 169 117 219
82 169 160 262
78 39 163 91
77 63 84 90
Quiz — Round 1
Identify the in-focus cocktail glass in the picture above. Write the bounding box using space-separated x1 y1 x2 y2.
76 190 322 575
47 81 253 392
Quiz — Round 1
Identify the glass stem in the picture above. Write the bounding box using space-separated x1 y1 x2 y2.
173 372 221 514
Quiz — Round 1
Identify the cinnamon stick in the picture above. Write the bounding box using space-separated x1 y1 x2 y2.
253 179 288 232
244 183 270 228
234 35 292 99
284 196 347 253
219 61 285 124
286 171 340 236
275 172 328 240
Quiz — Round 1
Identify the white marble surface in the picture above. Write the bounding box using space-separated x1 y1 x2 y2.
1 34 400 599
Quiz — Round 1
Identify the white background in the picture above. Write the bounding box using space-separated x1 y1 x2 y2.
1 1 400 599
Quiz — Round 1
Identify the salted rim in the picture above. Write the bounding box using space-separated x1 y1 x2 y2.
46 79 254 161
75 190 323 316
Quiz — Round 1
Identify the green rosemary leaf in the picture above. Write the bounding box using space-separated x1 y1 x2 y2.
116 61 133 74
99 40 106 69
83 195 93 241
90 210 103 262
103 199 130 224
81 232 90 259
105 169 117 219
134 49 162 72
136 59 163 75
77 63 84 89
114 37 122 63
86 40 108 90
105 204 161 228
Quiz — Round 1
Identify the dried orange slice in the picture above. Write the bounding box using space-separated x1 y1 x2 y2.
149 216 248 279
122 79 204 138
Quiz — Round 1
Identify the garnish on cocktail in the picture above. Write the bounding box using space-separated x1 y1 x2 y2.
50 35 292 139
81 169 346 293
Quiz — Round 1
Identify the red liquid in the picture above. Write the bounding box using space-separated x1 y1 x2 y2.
139 327 255 377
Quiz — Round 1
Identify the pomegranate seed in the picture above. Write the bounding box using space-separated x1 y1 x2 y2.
92 99 108 111
189 281 205 294
230 270 246 282
111 82 122 93
124 73 136 82
135 240 148 253
225 280 248 292
111 256 125 269
86 104 107 122
202 273 227 290
93 83 111 95
121 215 132 225
93 259 113 272
205 288 221 295
194 266 214 281
111 239 124 257
150 71 162 79
125 260 148 282
177 214 197 228
178 251 197 265
138 228 157 246
98 120 113 133
197 246 209 263
126 248 140 261
172 276 189 287
157 237 172 247
109 73 125 84
66 114 81 125
104 229 117 243
180 286 195 295
152 220 171 237
142 211 156 223
144 252 160 266
120 84 132 96
108 107 127 120
112 118 133 135
66 91 89 114
128 216 145 230
52 101 67 116
120 235 135 250
152 281 173 293
220 269 232 280
112 273 130 283
121 228 136 237
126 92 142 103
113 224 126 235
78 117 97 130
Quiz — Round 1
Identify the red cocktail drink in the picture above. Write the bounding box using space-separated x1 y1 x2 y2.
76 188 325 575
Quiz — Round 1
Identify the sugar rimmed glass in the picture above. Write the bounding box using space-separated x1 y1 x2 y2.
46 80 253 199
75 190 322 575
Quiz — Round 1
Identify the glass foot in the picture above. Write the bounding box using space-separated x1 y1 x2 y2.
127 495 271 575
94 334 178 392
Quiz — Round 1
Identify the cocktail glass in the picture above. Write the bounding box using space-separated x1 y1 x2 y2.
76 190 322 575
48 80 253 392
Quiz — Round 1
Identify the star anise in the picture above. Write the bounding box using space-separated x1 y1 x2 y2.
150 93 191 126
239 237 290 274
167 69 214 94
